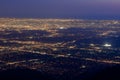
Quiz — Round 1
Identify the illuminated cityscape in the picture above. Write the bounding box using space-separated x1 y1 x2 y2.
0 18 120 80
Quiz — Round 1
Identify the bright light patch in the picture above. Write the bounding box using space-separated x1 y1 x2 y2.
59 27 65 29
104 44 112 47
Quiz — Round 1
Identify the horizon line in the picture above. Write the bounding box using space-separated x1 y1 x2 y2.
0 17 120 21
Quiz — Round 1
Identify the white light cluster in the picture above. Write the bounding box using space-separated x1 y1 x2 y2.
104 44 112 47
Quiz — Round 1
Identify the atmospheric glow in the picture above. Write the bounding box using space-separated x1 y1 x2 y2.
0 0 120 19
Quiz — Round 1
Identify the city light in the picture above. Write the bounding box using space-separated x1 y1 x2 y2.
0 18 120 80
104 43 112 47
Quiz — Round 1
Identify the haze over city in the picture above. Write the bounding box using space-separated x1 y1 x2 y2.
0 0 120 19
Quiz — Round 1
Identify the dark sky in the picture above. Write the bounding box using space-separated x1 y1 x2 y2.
0 0 120 19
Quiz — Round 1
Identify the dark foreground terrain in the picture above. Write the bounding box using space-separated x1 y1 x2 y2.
0 65 120 80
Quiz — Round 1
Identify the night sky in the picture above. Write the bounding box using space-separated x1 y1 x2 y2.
0 0 120 19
